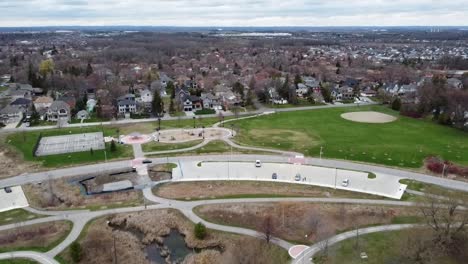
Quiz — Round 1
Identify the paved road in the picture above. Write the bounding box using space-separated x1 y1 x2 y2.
293 224 419 264
0 102 375 133
2 154 468 193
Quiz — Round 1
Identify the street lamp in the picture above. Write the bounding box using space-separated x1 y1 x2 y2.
202 126 205 139
158 117 161 131
193 116 196 128
320 146 324 160
156 128 160 142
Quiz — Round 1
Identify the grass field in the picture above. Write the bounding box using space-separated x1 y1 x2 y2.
142 139 203 152
5 126 133 167
0 209 43 225
0 260 38 264
314 230 458 264
232 105 468 168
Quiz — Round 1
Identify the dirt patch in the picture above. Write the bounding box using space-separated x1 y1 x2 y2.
0 137 40 178
148 164 173 182
0 221 71 251
154 181 381 200
23 176 143 210
341 111 397 124
63 209 289 264
196 203 417 244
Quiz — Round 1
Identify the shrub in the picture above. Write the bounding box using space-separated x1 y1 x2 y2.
391 97 401 111
194 222 207 239
195 108 216 115
110 140 117 152
70 241 83 262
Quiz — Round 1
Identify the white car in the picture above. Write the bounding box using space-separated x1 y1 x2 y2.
295 173 301 181
342 179 349 187
255 160 262 167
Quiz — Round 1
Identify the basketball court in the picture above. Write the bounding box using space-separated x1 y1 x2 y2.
35 132 105 156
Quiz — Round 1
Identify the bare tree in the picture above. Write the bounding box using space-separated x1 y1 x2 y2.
258 215 276 244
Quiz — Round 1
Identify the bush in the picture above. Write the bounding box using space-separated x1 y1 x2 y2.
391 97 401 111
110 140 117 152
195 108 216 115
70 241 82 262
194 222 207 239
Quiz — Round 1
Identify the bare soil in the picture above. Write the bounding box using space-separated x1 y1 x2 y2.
195 203 418 244
0 142 40 179
23 176 143 210
0 221 71 251
341 111 397 123
154 181 382 200
60 209 289 264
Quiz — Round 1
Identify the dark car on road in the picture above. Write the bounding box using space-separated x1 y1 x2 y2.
272 173 278 179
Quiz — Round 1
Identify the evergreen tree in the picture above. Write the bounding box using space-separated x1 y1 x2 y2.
110 140 117 152
30 104 40 126
233 82 245 100
194 222 207 239
85 63 93 77
392 97 402 111
294 74 302 87
70 242 82 262
167 81 175 99
278 75 290 100
152 90 164 117
169 99 176 114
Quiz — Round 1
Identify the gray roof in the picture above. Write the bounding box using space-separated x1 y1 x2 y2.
118 99 136 106
0 105 22 115
49 101 70 112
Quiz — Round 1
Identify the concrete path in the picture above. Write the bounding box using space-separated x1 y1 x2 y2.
0 251 60 264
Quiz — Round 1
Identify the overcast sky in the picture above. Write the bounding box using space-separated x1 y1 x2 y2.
0 0 467 27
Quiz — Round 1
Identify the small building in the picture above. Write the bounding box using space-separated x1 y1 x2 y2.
76 110 90 120
0 105 23 124
47 100 71 122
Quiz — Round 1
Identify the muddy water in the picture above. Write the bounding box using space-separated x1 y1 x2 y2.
146 229 193 264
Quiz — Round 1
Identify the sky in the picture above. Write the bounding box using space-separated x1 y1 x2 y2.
0 0 467 27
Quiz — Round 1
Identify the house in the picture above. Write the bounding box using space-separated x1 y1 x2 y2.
10 98 31 111
86 99 97 112
200 93 222 110
47 101 71 122
190 95 203 111
398 84 418 96
86 88 96 100
332 86 355 101
10 88 32 101
296 83 309 97
34 96 54 111
303 77 321 93
117 94 137 114
268 88 288 105
76 110 89 120
182 98 193 112
159 72 172 88
138 89 153 104
58 96 76 110
0 105 23 124
447 78 463 90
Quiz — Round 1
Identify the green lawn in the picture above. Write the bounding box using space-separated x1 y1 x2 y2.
6 126 133 167
233 105 468 168
315 230 458 264
142 139 203 152
0 259 38 264
0 209 43 225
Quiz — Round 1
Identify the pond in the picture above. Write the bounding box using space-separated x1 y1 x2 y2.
146 229 193 264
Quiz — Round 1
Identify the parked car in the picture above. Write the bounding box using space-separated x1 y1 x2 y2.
272 173 278 179
4 187 12 193
295 173 301 181
142 159 152 164
342 179 349 187
255 160 262 167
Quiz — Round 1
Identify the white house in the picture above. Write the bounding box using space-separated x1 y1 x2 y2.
47 101 71 122
34 96 54 111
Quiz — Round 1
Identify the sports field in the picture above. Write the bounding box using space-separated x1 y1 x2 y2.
233 105 468 168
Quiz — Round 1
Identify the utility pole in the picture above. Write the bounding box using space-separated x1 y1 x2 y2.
113 233 118 264
334 168 337 189
320 146 323 160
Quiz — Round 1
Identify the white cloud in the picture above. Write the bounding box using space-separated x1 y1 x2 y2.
0 0 466 26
